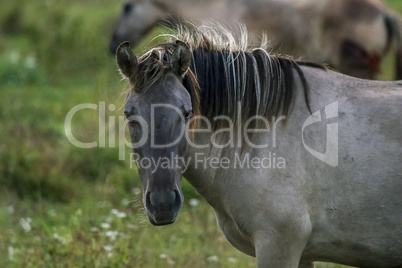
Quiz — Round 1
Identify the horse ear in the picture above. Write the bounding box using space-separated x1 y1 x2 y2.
116 41 138 84
171 40 191 77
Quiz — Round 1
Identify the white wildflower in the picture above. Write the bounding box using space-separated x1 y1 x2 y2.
90 227 99 232
111 209 119 215
105 231 118 241
228 257 237 263
121 198 130 206
24 55 37 69
103 245 113 252
159 253 168 259
53 233 67 244
111 208 127 218
189 198 200 207
7 206 14 214
53 233 60 239
100 223 111 229
207 255 219 262
132 187 141 195
8 246 15 260
20 218 32 232
117 212 127 218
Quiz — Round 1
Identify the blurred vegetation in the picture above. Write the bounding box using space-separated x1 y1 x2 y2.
0 0 400 267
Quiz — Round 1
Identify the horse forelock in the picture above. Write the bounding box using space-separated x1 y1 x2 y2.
130 24 321 130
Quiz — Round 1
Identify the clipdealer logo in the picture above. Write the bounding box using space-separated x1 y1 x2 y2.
302 101 338 167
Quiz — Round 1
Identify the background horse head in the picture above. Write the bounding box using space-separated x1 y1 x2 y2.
109 0 169 54
110 0 402 80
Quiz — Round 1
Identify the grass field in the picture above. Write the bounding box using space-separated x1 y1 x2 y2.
0 0 401 267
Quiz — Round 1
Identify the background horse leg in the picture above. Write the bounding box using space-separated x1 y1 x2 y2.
395 17 402 80
396 47 402 80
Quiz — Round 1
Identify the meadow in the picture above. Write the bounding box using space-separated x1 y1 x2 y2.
0 0 401 267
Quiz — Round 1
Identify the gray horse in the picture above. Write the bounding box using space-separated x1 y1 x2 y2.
116 25 402 267
110 0 402 80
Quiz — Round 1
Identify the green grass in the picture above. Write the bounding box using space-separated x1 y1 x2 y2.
0 0 400 266
384 0 402 12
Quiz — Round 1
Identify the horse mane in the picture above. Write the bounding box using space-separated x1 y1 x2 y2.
132 24 325 129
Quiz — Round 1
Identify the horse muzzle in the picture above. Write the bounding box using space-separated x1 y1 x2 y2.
145 189 183 226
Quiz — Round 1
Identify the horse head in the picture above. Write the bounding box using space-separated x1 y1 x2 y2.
109 0 165 54
116 41 193 225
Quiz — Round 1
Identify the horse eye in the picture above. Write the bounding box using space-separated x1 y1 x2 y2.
129 120 138 127
123 3 133 14
341 40 367 60
184 111 192 120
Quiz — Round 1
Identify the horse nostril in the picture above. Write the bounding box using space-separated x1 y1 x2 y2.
173 190 183 209
147 190 178 209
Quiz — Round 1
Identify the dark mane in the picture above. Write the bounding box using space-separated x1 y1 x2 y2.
132 24 326 128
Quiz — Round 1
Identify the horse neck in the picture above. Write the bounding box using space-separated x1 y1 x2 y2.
182 64 321 203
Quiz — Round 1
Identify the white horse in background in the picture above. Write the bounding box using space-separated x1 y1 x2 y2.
110 0 402 80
